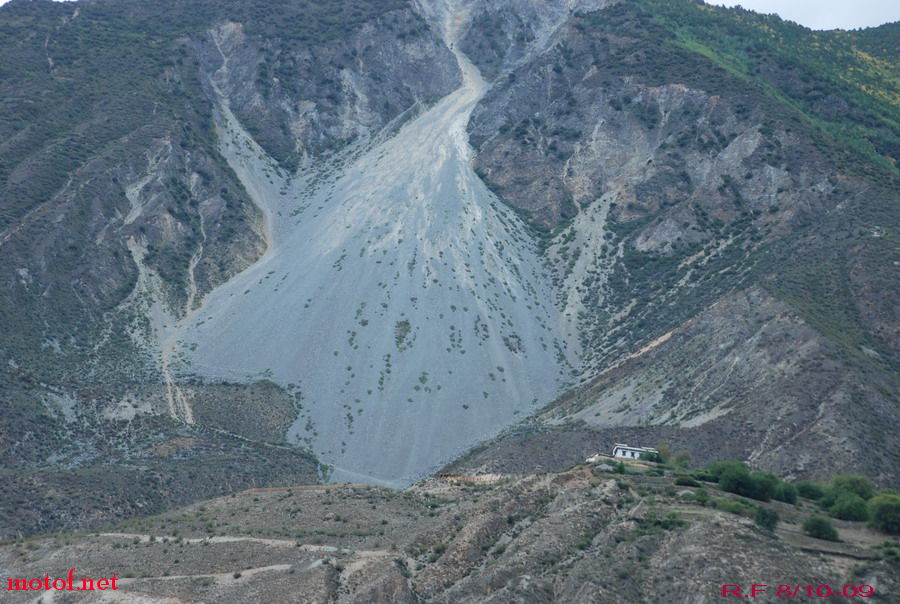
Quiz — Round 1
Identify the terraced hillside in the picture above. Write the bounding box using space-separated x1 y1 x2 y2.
2 463 897 602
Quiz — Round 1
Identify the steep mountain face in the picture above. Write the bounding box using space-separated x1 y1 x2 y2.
0 0 897 536
451 0 899 483
466 1 898 369
0 0 460 536
169 0 636 486
195 1 459 172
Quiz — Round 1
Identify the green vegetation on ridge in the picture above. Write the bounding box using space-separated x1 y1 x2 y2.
637 0 899 181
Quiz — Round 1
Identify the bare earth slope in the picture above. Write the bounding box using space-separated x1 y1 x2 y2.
0 0 458 536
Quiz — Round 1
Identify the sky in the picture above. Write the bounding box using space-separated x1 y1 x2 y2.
0 0 899 31
707 0 900 30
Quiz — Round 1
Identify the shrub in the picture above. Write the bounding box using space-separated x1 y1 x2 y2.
714 498 753 517
749 472 779 501
717 465 753 494
638 510 685 532
829 474 875 500
755 506 779 531
652 442 671 463
672 451 692 468
656 511 685 530
708 461 748 480
692 489 710 506
820 483 872 510
882 544 900 565
819 488 844 509
869 494 900 535
675 476 701 487
692 469 718 482
829 492 869 521
641 451 663 463
718 467 776 502
773 482 798 504
803 516 838 541
796 481 825 500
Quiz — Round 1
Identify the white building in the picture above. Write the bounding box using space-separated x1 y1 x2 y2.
612 443 659 460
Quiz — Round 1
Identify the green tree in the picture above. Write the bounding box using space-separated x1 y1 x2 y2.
869 494 900 535
803 516 838 541
718 465 755 496
641 451 663 463
773 482 798 504
796 481 825 500
755 506 779 532
672 450 692 468
828 492 869 521
654 442 671 463
749 472 779 501
717 465 776 502
675 475 701 487
708 460 748 480
829 474 875 500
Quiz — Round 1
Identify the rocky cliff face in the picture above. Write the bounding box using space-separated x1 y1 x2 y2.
196 3 459 171
466 2 896 370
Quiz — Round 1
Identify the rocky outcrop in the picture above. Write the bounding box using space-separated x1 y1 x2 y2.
196 5 460 171
448 288 900 485
466 1 896 373
450 0 899 485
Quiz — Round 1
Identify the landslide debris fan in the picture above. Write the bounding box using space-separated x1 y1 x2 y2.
179 0 569 487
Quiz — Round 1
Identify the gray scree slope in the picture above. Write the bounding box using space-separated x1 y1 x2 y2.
178 1 569 487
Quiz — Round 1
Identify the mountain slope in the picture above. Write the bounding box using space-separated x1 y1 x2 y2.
446 288 900 484
0 0 897 538
453 0 899 484
0 0 458 536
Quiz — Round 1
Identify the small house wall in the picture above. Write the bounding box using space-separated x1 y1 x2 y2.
614 448 641 458
613 447 655 459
